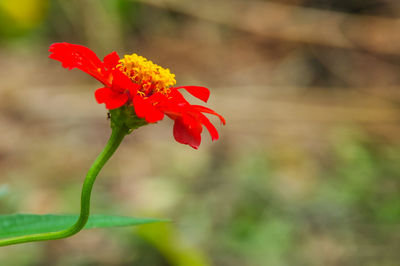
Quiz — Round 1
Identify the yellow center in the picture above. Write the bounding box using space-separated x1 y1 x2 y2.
117 53 176 96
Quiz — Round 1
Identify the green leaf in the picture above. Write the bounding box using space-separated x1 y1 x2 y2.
0 214 167 239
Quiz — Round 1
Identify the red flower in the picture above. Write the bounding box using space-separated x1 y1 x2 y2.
49 42 225 149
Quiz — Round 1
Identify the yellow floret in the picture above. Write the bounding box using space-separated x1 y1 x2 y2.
117 53 176 95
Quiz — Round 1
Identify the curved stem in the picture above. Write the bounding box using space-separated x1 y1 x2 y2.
0 125 129 246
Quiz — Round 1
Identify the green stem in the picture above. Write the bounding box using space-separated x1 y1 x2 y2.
0 124 129 246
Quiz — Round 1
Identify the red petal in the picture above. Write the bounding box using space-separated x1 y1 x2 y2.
95 87 128 109
49 42 109 85
175 86 210 102
49 43 102 69
111 69 139 94
133 96 164 123
192 105 226 125
173 116 202 149
103 51 120 69
197 113 219 141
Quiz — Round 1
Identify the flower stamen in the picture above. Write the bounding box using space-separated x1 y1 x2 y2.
117 54 176 96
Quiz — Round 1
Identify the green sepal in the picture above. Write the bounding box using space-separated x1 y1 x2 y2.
110 106 147 133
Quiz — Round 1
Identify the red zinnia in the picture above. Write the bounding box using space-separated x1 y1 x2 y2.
49 42 225 149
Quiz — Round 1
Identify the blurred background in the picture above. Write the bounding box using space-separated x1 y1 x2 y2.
0 0 400 265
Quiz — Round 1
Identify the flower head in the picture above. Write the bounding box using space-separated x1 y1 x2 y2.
49 42 225 149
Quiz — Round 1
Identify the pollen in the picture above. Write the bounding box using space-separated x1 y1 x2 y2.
117 53 176 95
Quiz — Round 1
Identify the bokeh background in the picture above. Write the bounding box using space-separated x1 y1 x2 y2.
0 0 400 265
